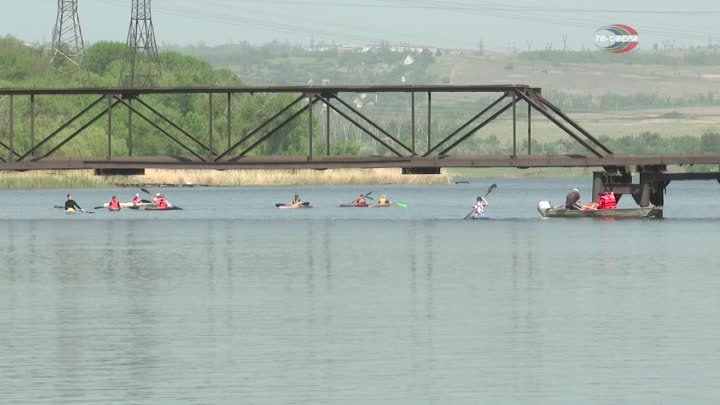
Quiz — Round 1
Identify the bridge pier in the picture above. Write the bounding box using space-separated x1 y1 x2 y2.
592 166 720 208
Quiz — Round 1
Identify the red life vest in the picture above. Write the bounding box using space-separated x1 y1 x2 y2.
109 199 121 209
598 194 608 209
357 197 366 205
158 198 169 208
132 196 142 205
605 193 617 209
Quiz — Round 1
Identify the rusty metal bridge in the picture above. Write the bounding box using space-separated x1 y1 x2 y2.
1 84 720 207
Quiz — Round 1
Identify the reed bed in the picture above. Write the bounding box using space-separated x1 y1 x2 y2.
138 168 452 186
0 168 451 189
0 170 110 189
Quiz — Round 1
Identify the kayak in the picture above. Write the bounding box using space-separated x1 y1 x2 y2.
103 202 180 210
276 202 312 209
537 201 663 218
66 208 75 215
370 203 396 208
103 202 153 209
140 205 182 211
466 216 491 220
107 207 121 212
339 203 368 208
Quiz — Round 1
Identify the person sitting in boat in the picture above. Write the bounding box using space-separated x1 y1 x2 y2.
153 193 162 205
377 195 390 206
470 196 489 218
157 195 169 209
64 194 84 213
131 193 143 206
598 191 617 209
352 194 367 206
565 188 582 210
291 194 302 205
108 196 121 210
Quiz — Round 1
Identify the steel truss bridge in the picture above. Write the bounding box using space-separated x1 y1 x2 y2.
1 85 719 206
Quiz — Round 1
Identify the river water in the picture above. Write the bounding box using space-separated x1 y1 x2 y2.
1 178 720 403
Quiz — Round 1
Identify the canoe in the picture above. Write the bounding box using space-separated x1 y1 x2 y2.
339 203 368 208
537 201 663 218
276 202 312 209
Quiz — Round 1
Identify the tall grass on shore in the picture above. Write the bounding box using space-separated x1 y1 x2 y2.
0 168 451 189
0 171 110 189
137 168 452 186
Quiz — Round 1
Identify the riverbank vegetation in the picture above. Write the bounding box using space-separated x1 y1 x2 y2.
0 168 451 189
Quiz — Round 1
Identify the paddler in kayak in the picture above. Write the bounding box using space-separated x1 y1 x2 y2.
155 194 169 209
466 196 488 219
153 193 161 205
351 194 367 206
131 193 143 206
377 195 391 206
291 194 302 207
64 194 85 213
108 196 121 210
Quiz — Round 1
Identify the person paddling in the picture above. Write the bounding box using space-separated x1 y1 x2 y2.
64 194 85 213
291 194 302 206
377 195 390 206
108 196 121 210
131 193 143 206
466 196 488 219
153 193 162 205
157 195 169 209
351 194 367 206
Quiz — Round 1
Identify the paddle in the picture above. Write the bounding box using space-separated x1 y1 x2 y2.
394 201 408 208
465 183 497 219
364 191 374 201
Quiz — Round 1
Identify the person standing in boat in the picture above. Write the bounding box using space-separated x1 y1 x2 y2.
64 194 85 213
131 193 143 206
469 196 489 219
565 188 582 210
108 196 121 210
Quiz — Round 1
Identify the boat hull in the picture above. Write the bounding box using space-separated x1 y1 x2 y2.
339 203 368 208
537 201 663 218
276 202 312 209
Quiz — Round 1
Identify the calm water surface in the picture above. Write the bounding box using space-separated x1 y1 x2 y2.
1 178 720 403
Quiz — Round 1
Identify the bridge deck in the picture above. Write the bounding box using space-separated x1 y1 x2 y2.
2 154 720 171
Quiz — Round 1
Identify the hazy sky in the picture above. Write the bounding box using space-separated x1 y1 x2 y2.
3 0 720 51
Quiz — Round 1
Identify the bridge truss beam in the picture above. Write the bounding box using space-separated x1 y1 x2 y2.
0 84 713 172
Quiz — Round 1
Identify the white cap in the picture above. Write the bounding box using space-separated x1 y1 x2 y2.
155 193 161 196
572 188 579 192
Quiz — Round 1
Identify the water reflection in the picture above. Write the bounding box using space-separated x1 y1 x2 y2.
2 218 720 403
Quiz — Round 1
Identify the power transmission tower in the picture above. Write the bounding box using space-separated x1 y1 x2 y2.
50 0 86 68
122 0 162 87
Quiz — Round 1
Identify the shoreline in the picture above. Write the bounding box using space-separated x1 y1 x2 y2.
2 166 685 189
